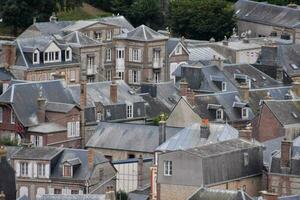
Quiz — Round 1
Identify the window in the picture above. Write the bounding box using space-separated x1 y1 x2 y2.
87 76 95 83
221 82 227 91
55 52 59 60
30 135 43 147
118 71 124 80
133 49 139 62
96 112 101 122
95 32 101 40
11 111 15 124
216 109 223 121
87 56 94 68
67 121 80 138
106 30 112 41
127 104 133 118
154 71 160 83
54 189 62 194
69 70 76 82
242 107 249 119
71 190 79 194
153 50 160 61
106 48 112 62
0 107 3 123
37 163 46 177
128 154 135 159
33 50 39 64
175 45 182 55
44 51 60 63
244 152 249 166
106 70 112 81
133 70 138 83
163 160 172 176
128 70 140 84
63 165 72 177
65 48 72 62
20 162 29 176
117 49 124 59
44 52 48 62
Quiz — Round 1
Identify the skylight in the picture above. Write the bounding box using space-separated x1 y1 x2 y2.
292 112 298 119
290 64 299 70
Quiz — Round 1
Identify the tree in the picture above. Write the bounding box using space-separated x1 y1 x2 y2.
168 0 236 41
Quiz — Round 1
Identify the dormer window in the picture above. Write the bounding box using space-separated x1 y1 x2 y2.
63 164 72 177
216 108 223 121
44 42 61 63
106 30 112 41
221 82 227 91
175 45 182 55
65 47 72 62
242 107 249 119
33 50 40 64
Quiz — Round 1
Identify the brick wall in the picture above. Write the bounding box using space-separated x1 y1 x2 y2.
268 174 300 196
159 183 198 200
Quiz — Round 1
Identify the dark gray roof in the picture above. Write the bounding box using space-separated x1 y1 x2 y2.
279 195 300 200
86 122 182 153
156 122 239 152
51 148 109 180
11 147 63 160
0 68 15 81
167 38 180 56
188 46 225 62
262 136 284 166
264 100 300 126
61 31 101 47
114 25 168 42
40 195 105 200
46 102 76 113
188 188 253 200
277 44 300 77
140 93 171 119
184 138 261 157
235 0 300 29
99 15 134 33
69 81 144 107
0 80 77 127
128 187 150 200
28 122 67 133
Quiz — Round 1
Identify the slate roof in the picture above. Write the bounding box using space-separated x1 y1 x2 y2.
187 188 253 200
11 147 63 160
46 102 76 113
263 100 300 126
86 122 182 153
279 195 300 200
0 80 77 127
0 68 15 81
51 148 109 180
62 20 101 32
277 44 300 77
188 46 225 62
61 31 101 47
99 15 134 33
114 25 168 42
69 81 144 107
156 122 239 152
140 93 171 118
235 0 300 29
40 195 105 200
28 122 67 133
262 136 284 165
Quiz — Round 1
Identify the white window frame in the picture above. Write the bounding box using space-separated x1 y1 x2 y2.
95 32 101 40
242 107 249 119
0 107 3 123
33 50 40 64
67 121 80 138
163 160 172 176
69 70 76 82
31 135 43 147
117 49 125 59
126 104 133 118
133 70 138 84
216 109 223 121
20 162 29 177
44 51 61 63
11 110 15 124
132 49 139 62
106 30 112 41
106 70 112 81
37 163 46 177
153 50 160 61
96 112 102 122
106 48 112 62
65 47 72 62
221 82 227 91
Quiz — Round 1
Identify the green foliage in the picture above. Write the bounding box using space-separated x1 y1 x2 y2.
0 137 18 146
168 0 236 41
153 113 168 126
116 190 128 200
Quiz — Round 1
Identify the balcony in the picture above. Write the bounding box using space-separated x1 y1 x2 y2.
87 66 97 75
153 59 163 69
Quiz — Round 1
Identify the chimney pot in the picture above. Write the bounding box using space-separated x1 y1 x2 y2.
110 81 118 103
200 119 210 139
37 87 46 123
88 149 94 169
159 114 167 145
239 123 253 141
80 81 87 109
180 79 188 97
186 88 195 106
240 82 250 103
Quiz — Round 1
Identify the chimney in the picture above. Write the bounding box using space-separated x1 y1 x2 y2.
88 149 94 169
240 82 250 103
211 56 224 71
105 186 116 200
239 123 253 141
292 81 300 96
180 79 188 96
280 138 292 168
264 92 272 100
110 79 118 103
200 119 210 139
180 36 185 46
37 87 46 123
159 114 167 145
260 191 278 200
80 81 87 109
1 43 16 69
137 155 143 190
0 191 5 200
186 88 195 106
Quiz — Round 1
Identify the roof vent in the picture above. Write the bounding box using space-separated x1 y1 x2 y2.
292 112 298 119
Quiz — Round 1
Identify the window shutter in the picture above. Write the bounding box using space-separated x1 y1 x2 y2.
28 162 32 177
128 70 133 84
39 136 43 147
129 48 132 61
16 162 20 177
138 49 142 62
138 70 141 83
67 122 71 137
45 164 50 178
33 163 37 178
30 135 35 145
75 121 80 137
49 187 54 194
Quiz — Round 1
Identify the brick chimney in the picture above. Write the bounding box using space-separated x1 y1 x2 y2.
200 119 210 139
137 155 143 190
292 81 300 96
110 79 118 103
239 123 253 141
105 186 116 200
0 191 5 200
88 149 94 169
80 81 87 109
186 88 195 106
80 80 87 148
260 191 278 200
1 43 16 70
240 82 250 103
37 87 46 123
211 56 224 71
159 114 167 145
280 138 292 168
180 79 188 96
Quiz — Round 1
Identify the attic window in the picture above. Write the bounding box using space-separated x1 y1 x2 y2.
261 76 266 80
242 107 249 119
33 50 40 64
216 108 223 121
65 47 72 62
63 164 72 177
221 82 227 92
290 64 299 70
292 112 298 119
175 45 182 55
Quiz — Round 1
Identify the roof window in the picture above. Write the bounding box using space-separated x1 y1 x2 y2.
292 112 298 119
290 64 299 70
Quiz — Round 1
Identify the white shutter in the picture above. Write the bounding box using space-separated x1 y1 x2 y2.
138 70 141 83
138 49 142 62
79 190 83 194
129 48 132 61
128 70 133 84
28 162 33 177
75 121 80 137
39 136 43 147
67 122 71 137
45 164 50 178
30 135 35 146
48 187 54 194
33 163 37 178
16 161 20 177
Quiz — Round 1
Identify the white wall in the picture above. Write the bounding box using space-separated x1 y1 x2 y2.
114 162 138 193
